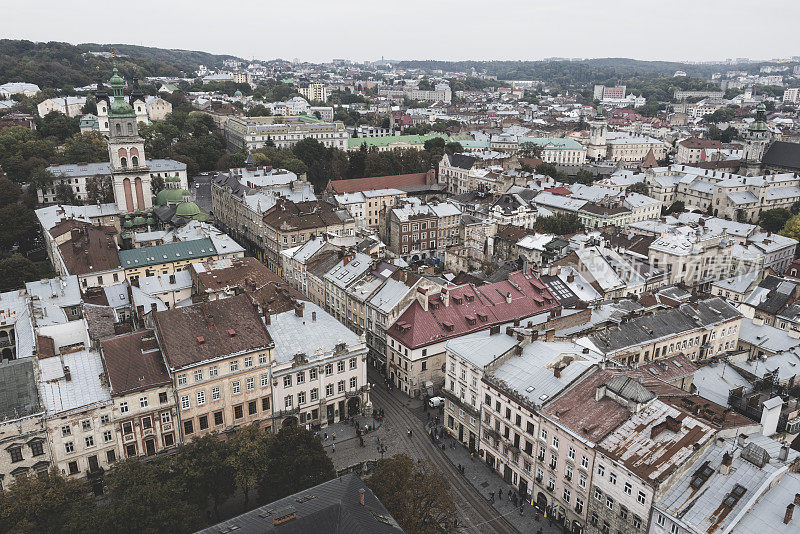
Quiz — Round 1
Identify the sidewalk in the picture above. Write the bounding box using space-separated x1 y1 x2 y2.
441 438 566 534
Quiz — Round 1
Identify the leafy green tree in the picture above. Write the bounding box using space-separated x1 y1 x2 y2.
0 176 22 208
227 424 270 509
790 201 800 215
62 132 108 164
98 459 203 534
151 175 165 195
666 200 685 214
568 169 595 185
444 141 463 155
626 182 649 195
780 214 800 243
260 426 335 503
0 469 96 534
292 138 333 192
86 175 115 204
519 142 543 158
81 97 97 115
173 434 236 520
55 182 78 205
0 203 41 254
245 104 272 117
367 454 457 534
759 208 792 233
534 213 584 234
37 111 80 142
0 127 56 182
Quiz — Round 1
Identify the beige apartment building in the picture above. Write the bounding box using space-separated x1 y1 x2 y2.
0 358 51 489
155 295 276 440
101 330 179 459
224 115 347 152
261 198 355 274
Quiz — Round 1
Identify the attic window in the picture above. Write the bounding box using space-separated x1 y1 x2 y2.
477 312 488 322
442 321 454 332
452 296 463 304
465 294 474 302
465 315 477 325
196 336 205 345
227 329 236 337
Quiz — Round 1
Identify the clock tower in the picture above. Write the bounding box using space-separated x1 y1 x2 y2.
587 106 608 161
105 67 152 212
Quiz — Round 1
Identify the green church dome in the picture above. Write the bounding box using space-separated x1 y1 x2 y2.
234 90 243 97
132 216 147 226
155 188 189 206
122 219 133 228
175 201 201 217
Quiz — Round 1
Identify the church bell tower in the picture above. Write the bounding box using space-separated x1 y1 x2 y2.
105 67 152 212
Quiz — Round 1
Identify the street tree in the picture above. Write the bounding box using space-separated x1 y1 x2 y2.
367 454 457 534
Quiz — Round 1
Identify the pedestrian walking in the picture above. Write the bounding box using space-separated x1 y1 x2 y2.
332 443 335 452
332 432 336 441
498 488 503 499
519 506 524 516
490 492 494 503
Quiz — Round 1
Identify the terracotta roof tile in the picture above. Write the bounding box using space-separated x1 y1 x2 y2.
155 294 273 370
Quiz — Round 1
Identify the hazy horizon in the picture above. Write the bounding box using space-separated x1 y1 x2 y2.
4 0 799 65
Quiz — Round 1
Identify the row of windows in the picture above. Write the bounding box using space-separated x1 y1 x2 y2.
183 397 269 435
8 441 45 463
177 355 268 385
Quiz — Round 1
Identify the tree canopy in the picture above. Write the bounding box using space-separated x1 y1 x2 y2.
367 454 457 534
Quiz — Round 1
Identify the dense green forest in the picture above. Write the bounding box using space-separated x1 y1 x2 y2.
396 58 779 82
0 40 245 90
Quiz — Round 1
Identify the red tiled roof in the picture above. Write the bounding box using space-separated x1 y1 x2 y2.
387 270 560 349
679 137 722 150
100 330 171 396
155 294 273 370
544 186 573 196
330 172 431 194
542 368 632 442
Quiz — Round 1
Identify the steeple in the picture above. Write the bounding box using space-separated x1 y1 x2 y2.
108 66 135 119
129 77 145 105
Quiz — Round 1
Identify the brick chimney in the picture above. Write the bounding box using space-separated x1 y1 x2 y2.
295 302 304 318
785 504 794 525
312 311 316 322
545 328 555 341
441 287 450 307
359 488 365 506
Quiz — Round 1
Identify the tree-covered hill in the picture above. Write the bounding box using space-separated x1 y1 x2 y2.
0 39 245 90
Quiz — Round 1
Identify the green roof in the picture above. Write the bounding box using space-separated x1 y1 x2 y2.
156 188 189 206
348 133 449 149
119 237 217 269
518 136 584 150
175 201 201 217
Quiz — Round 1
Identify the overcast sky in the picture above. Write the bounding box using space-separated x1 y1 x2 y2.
5 1 799 64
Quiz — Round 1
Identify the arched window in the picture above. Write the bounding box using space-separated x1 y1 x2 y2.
118 148 128 159
132 156 138 167
115 123 121 135
127 122 133 135
120 157 127 168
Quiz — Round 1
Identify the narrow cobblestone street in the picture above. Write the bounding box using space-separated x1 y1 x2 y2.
316 368 570 534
